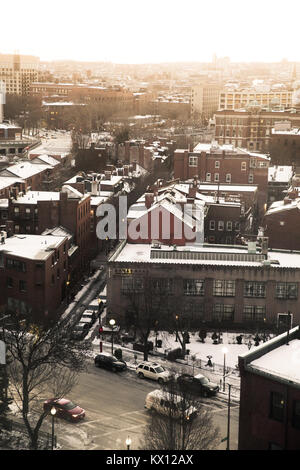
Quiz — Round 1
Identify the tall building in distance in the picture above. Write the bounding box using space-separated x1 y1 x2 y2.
0 53 39 95
190 84 221 119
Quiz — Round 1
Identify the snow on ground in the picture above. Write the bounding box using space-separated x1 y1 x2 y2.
148 331 255 368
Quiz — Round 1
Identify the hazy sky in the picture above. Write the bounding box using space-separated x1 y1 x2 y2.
2 0 300 63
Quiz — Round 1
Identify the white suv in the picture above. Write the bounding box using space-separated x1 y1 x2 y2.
136 361 172 384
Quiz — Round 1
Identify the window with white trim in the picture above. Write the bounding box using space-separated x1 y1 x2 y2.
218 220 224 231
209 220 215 230
189 156 198 167
226 173 231 183
206 173 211 182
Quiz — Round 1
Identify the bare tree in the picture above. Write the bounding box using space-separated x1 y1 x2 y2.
2 312 88 449
140 380 220 450
121 275 169 361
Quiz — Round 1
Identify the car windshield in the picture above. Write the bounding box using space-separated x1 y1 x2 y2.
199 377 210 384
62 401 77 411
154 366 165 373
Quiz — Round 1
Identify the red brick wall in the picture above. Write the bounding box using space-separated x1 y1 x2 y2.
239 370 300 450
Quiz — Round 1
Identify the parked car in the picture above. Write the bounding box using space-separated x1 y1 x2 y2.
94 352 127 372
177 373 219 397
133 341 153 353
81 309 97 325
145 389 197 420
71 322 89 340
136 361 173 384
43 398 85 422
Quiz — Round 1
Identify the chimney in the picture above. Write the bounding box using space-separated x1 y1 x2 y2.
145 192 154 209
188 185 197 200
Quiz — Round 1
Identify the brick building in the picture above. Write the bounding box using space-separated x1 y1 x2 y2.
238 326 300 450
270 122 300 165
214 108 300 153
174 143 269 220
264 191 300 251
107 241 300 328
0 161 56 191
6 186 91 273
0 234 69 322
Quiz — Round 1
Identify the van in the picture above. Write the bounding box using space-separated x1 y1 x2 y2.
144 389 198 420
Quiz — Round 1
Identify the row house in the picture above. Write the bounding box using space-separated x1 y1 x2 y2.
0 234 68 323
174 142 269 221
6 185 91 277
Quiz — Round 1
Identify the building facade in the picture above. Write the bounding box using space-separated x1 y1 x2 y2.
107 242 300 328
0 54 39 95
239 326 300 450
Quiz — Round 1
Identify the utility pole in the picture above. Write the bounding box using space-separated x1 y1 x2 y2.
226 384 232 451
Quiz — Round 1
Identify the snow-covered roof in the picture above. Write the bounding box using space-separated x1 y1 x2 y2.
0 234 67 260
12 191 60 204
0 162 52 179
0 176 25 190
111 243 300 269
265 198 300 215
268 166 293 183
31 154 60 167
248 339 300 385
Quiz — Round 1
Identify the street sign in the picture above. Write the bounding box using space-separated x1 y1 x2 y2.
0 340 5 365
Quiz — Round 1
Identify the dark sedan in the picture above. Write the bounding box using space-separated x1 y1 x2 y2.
43 398 85 422
94 352 127 372
177 373 219 397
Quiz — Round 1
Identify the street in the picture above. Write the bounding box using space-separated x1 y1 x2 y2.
47 362 240 451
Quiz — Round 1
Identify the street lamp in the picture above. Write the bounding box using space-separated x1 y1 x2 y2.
126 436 132 450
50 406 57 450
222 347 228 392
175 315 179 342
109 318 116 355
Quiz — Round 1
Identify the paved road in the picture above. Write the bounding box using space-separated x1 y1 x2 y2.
47 363 239 451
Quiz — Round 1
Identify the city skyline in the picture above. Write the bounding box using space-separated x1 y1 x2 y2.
2 0 300 64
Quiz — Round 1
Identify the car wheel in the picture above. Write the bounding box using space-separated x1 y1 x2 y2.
138 372 144 379
158 378 164 385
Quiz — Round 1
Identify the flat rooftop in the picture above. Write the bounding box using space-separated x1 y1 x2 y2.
249 339 300 384
0 234 66 261
110 242 300 269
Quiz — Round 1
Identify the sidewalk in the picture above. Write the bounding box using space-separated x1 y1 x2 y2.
91 334 241 401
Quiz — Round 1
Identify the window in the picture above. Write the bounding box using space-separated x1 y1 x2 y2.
292 401 300 429
226 173 231 183
214 173 219 182
209 220 215 230
6 258 26 272
189 156 198 167
276 283 297 300
212 304 234 321
7 277 13 288
235 222 240 231
243 305 265 322
152 278 173 294
248 174 254 183
215 161 220 169
184 280 204 296
121 277 144 293
244 282 266 298
19 280 26 292
206 173 211 182
218 221 224 231
213 280 235 297
270 392 285 422
14 207 19 215
226 221 233 231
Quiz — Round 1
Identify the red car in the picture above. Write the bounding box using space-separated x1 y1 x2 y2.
44 398 85 422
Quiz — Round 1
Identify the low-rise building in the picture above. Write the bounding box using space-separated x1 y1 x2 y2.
0 234 69 322
239 326 300 450
107 241 300 328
